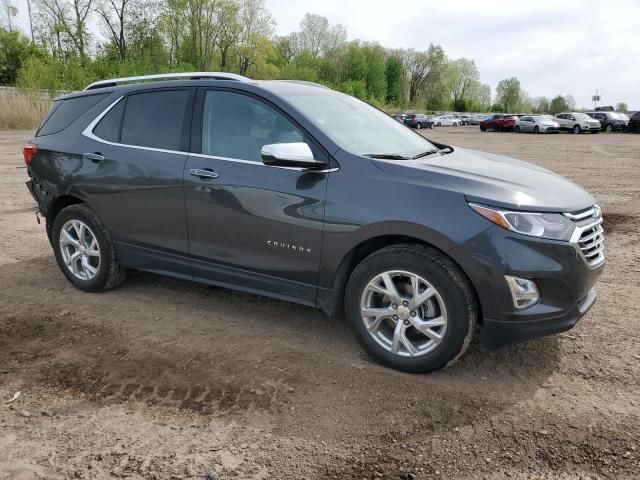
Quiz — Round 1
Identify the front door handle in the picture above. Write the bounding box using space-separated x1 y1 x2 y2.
83 152 105 163
188 168 219 180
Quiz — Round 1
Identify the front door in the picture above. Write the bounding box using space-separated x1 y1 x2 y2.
184 89 330 305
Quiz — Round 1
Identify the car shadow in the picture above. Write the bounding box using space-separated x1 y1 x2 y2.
0 256 562 441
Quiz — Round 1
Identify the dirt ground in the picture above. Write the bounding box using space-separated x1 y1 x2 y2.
0 127 639 480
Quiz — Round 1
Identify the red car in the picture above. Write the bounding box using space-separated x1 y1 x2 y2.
480 114 517 132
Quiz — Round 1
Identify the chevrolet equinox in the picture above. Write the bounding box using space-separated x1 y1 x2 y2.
24 72 605 373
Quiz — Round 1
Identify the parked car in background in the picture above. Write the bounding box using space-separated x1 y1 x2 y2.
468 115 484 125
585 111 629 132
627 111 640 133
515 115 560 134
403 114 434 129
23 72 605 373
554 113 601 134
480 114 517 132
433 115 460 127
456 115 471 125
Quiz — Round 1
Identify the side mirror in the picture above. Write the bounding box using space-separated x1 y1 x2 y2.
261 142 325 169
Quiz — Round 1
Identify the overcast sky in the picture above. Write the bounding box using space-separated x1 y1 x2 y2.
266 0 640 109
10 0 639 109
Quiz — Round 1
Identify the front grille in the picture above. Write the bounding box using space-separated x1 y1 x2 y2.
578 221 605 266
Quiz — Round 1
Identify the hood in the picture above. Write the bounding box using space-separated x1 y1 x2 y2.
372 147 595 212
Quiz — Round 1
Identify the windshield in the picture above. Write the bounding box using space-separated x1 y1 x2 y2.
284 90 436 158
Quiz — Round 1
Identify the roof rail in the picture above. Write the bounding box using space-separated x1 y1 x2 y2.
84 72 252 90
270 80 330 90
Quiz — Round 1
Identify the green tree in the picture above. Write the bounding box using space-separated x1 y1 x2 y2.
362 42 385 102
616 102 628 112
495 77 521 113
549 94 569 114
403 44 446 104
0 27 41 84
533 96 550 114
384 54 404 105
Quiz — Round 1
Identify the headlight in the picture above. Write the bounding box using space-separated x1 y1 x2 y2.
469 203 575 241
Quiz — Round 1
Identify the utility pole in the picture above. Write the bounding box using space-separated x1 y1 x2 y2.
592 90 600 110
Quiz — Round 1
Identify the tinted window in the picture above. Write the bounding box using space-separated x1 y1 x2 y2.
202 91 304 162
93 99 125 142
37 93 107 137
121 90 190 150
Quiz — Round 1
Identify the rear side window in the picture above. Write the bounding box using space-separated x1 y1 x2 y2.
93 99 125 142
37 93 107 137
120 90 190 150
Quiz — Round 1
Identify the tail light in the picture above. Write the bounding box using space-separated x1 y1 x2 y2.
23 144 38 166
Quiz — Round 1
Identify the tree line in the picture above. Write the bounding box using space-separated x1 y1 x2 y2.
0 0 626 112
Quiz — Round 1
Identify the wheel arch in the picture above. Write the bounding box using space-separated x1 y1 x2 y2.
44 194 85 240
321 234 482 323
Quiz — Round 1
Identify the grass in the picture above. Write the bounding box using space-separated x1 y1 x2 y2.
0 89 53 130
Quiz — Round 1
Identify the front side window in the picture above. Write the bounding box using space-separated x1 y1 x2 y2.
120 90 190 151
202 91 304 162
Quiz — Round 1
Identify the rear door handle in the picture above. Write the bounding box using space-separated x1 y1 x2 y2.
188 168 219 180
83 152 105 163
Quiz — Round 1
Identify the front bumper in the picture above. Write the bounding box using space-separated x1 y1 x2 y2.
481 287 596 348
449 223 604 349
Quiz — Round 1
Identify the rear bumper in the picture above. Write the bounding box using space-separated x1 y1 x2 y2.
481 287 597 349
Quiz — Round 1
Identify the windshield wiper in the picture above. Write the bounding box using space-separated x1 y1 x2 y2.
412 149 439 159
363 153 411 160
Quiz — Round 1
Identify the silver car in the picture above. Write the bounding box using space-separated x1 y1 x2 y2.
515 115 560 134
555 112 601 134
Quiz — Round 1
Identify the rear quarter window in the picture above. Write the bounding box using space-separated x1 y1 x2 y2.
37 93 108 137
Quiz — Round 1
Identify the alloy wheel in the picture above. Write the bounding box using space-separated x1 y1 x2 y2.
59 219 101 280
360 270 448 357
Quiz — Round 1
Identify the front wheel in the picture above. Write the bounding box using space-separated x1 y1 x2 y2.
605 124 613 133
437 122 442 127
534 126 540 134
572 125 581 134
52 204 126 292
515 125 521 133
345 245 477 373
417 122 422 129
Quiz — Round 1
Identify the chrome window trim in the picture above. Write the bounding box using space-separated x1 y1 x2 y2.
81 95 338 173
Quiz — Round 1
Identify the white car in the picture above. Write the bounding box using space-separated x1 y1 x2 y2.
433 115 460 127
555 112 601 134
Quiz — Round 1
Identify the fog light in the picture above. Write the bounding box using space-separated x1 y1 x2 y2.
505 276 539 310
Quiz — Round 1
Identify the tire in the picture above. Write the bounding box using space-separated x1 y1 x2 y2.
572 125 581 134
417 122 422 129
480 125 486 131
515 125 521 133
496 125 502 132
345 244 477 373
429 123 434 129
534 126 540 134
437 122 442 127
51 204 126 292
605 124 613 133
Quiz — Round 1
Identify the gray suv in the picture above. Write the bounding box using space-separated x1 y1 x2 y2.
24 72 605 373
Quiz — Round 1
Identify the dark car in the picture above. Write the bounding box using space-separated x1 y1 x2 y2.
627 111 640 133
403 113 434 129
24 72 604 373
585 111 629 132
479 114 517 132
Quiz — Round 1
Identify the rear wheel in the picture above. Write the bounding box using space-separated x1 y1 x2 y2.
514 125 521 133
345 245 477 373
496 125 502 132
52 204 126 292
572 124 581 134
417 122 422 129
605 123 613 133
480 125 486 131
437 122 442 127
534 126 540 134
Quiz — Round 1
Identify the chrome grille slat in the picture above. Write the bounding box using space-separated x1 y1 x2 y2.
571 207 604 268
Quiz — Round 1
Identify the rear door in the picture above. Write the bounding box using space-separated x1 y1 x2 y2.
76 88 195 274
183 88 330 304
